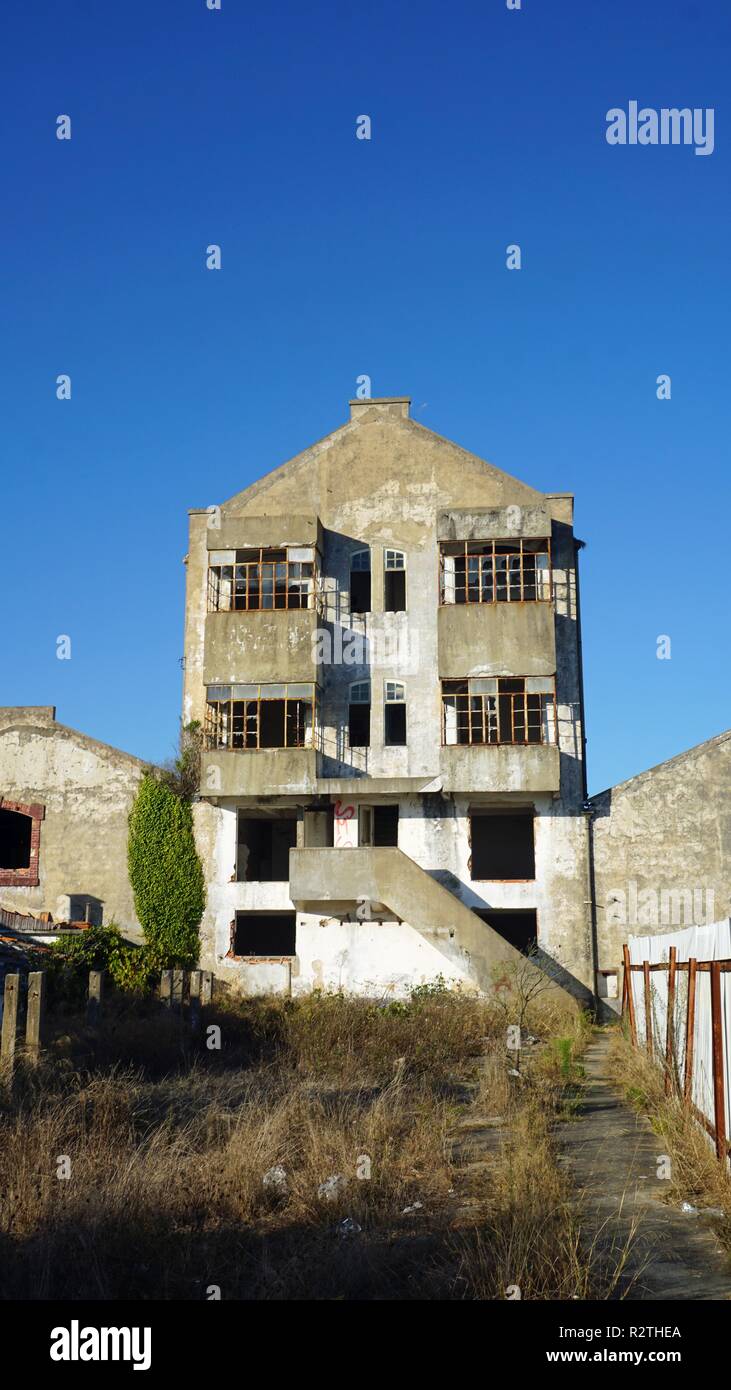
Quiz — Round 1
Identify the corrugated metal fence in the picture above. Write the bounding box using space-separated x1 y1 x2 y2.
623 920 731 1167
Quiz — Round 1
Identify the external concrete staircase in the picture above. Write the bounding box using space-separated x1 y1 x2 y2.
289 845 575 1004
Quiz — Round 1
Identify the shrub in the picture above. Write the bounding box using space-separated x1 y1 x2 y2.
46 924 160 1004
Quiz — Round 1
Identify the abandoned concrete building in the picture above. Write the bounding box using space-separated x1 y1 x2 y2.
0 706 145 935
183 396 595 1000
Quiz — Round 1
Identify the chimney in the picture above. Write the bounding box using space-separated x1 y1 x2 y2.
349 396 411 422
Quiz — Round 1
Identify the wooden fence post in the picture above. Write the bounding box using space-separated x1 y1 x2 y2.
25 972 46 1061
683 958 697 1107
160 970 172 1008
710 961 727 1164
665 946 677 1095
623 944 637 1046
87 970 104 1028
1 973 20 1071
189 970 202 1034
643 959 653 1057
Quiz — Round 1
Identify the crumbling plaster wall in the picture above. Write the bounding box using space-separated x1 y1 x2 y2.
592 731 731 980
0 707 145 934
194 790 593 997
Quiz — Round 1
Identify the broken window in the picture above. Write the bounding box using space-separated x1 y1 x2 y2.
0 808 32 870
470 812 535 879
440 539 551 605
350 549 371 614
359 805 399 847
473 908 537 954
236 813 297 881
207 546 317 612
384 549 406 612
442 677 556 746
205 683 315 750
348 680 371 748
67 895 104 926
233 911 296 957
384 681 407 746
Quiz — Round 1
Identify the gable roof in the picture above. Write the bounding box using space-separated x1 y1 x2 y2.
215 398 561 519
0 707 149 770
591 727 731 804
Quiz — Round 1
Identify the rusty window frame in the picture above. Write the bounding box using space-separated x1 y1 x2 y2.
441 677 557 747
439 538 552 605
204 683 316 751
207 546 317 612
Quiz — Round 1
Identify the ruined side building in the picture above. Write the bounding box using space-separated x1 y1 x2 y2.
183 397 595 1000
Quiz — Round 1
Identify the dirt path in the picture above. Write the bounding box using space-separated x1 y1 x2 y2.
556 1030 731 1300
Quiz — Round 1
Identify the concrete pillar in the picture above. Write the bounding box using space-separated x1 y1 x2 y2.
25 972 46 1061
160 970 172 1007
87 970 104 1027
1 973 20 1068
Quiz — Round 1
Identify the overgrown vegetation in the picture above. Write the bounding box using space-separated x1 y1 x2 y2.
607 1028 731 1253
127 724 205 967
45 923 160 1007
0 986 631 1300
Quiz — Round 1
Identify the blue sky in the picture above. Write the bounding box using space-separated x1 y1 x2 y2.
1 0 729 793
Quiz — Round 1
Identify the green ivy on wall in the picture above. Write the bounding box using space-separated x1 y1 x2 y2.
128 771 205 968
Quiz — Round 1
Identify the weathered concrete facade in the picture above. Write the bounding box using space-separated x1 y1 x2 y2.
591 730 731 1007
0 707 145 934
184 397 594 1000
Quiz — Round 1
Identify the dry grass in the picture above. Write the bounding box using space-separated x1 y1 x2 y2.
0 988 628 1300
606 1027 731 1248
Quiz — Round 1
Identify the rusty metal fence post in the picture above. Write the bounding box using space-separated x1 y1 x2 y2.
665 946 677 1095
683 958 697 1108
710 961 727 1164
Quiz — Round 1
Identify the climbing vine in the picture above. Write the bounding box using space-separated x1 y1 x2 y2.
127 761 205 969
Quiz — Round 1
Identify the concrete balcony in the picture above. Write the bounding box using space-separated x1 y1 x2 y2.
437 602 555 679
202 747 318 798
203 607 319 686
440 741 560 793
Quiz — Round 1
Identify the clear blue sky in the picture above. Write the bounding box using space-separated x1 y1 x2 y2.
1 0 728 794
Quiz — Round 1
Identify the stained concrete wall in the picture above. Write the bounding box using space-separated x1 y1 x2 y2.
194 790 593 1000
0 707 145 934
591 730 731 999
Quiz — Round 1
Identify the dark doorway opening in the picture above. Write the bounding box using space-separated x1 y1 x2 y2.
470 811 535 879
237 815 297 881
373 806 399 846
349 702 370 747
234 911 296 957
474 909 537 954
0 808 32 870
